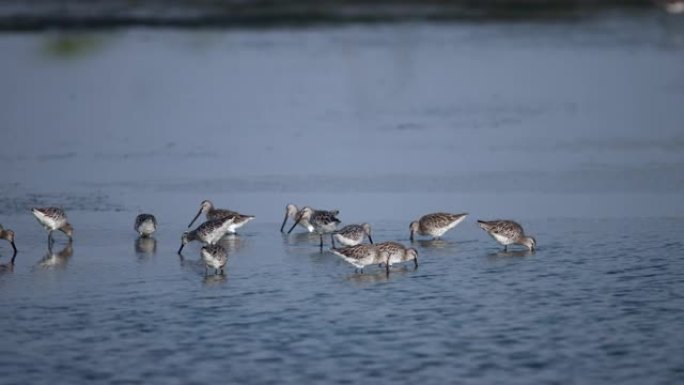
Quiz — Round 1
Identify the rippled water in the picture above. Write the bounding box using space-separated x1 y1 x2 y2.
1 10 684 385
2 219 684 384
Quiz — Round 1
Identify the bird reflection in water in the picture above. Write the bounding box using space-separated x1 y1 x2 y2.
217 234 245 254
0 252 17 274
202 273 227 286
345 266 412 284
135 236 157 258
486 249 535 260
178 251 201 271
178 251 229 284
282 231 319 246
414 239 451 249
36 242 73 269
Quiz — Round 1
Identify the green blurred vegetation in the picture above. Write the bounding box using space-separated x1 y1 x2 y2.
43 35 103 58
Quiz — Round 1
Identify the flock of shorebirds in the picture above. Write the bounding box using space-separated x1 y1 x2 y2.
0 200 536 276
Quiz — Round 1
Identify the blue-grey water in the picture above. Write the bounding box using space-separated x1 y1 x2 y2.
1 10 684 385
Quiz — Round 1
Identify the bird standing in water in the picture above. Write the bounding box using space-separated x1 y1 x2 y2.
188 200 254 234
178 217 236 254
0 225 17 254
134 214 157 237
31 207 73 245
477 219 536 251
201 244 228 276
287 207 340 251
409 212 468 241
331 223 373 247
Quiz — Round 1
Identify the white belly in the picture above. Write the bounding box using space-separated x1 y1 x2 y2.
425 216 466 237
226 222 244 234
388 253 403 265
226 217 254 233
334 234 361 247
299 220 315 232
138 222 155 236
204 231 225 245
490 232 514 245
430 227 450 238
33 211 61 230
203 256 224 269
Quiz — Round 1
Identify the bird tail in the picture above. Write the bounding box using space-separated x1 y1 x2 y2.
477 220 492 230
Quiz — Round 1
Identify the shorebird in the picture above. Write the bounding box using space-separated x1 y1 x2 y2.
375 241 418 268
331 244 387 273
134 214 157 237
477 219 536 251
0 225 17 254
201 244 228 275
409 212 468 241
331 223 373 247
287 207 340 250
281 204 312 233
31 207 73 244
188 200 254 234
178 217 235 254
280 204 340 233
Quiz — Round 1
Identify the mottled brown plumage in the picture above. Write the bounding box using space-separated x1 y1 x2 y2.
201 244 228 275
179 217 236 254
0 224 17 254
188 200 254 233
288 207 340 250
332 223 373 247
134 214 157 237
31 207 73 244
331 244 385 272
409 212 468 241
477 219 536 251
375 241 418 268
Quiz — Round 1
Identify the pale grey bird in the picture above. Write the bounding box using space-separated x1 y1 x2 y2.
201 244 228 276
134 214 157 237
409 212 468 241
287 207 340 250
331 223 373 247
178 217 236 254
31 207 73 244
477 219 536 251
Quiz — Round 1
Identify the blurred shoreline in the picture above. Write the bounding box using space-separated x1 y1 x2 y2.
0 0 661 31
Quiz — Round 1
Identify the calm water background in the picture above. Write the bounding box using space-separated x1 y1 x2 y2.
1 10 684 384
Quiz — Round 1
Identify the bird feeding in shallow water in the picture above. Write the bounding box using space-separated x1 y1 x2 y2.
201 244 228 276
287 207 340 250
331 244 387 274
331 223 373 247
477 219 536 251
375 241 418 269
280 203 312 233
31 207 73 244
280 203 339 233
188 200 255 233
0 224 17 254
409 212 468 241
134 214 157 237
178 217 235 254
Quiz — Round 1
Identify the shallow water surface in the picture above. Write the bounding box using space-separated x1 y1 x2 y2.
1 218 684 384
1 10 684 385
